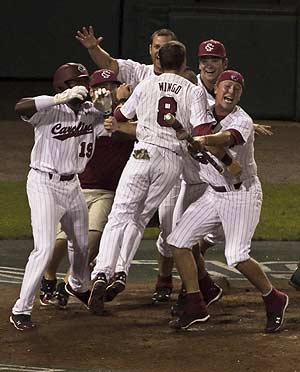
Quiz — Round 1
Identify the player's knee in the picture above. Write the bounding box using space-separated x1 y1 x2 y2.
157 241 173 258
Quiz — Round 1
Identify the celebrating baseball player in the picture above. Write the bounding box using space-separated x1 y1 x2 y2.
166 70 289 333
169 39 274 316
76 26 185 302
39 69 134 309
10 63 110 331
87 40 211 315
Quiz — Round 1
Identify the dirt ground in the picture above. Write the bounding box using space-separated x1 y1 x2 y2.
1 117 300 371
1 280 300 372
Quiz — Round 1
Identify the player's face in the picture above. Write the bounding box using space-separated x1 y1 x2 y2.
199 57 228 86
149 35 174 73
214 80 243 114
66 76 90 90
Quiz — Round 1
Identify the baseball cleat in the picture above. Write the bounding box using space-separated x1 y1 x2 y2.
169 311 210 330
88 273 107 315
10 314 36 331
52 281 70 309
203 283 223 307
39 277 57 306
65 282 91 309
152 286 172 303
105 271 127 302
265 293 289 333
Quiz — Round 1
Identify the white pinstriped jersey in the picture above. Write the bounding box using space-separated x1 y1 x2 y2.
117 59 154 89
199 105 257 186
197 74 215 106
23 101 106 175
120 73 209 154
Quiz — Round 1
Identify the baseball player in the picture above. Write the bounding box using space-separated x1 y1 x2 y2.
87 41 211 315
10 63 109 331
39 69 134 309
76 26 185 302
170 39 274 316
167 70 289 333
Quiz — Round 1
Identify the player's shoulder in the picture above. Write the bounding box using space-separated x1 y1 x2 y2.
234 106 253 123
117 58 153 73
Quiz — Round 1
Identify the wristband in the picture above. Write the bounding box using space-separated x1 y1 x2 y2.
34 95 55 111
221 153 233 166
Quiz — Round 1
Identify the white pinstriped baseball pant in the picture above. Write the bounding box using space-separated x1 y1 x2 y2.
167 177 262 267
12 169 90 315
91 142 183 280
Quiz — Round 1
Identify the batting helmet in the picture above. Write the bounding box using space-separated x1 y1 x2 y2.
53 63 89 93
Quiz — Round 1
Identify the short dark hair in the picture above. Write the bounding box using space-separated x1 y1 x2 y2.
182 67 198 85
150 29 177 44
159 41 186 71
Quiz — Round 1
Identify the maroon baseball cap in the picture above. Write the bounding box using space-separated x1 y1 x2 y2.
90 69 120 87
216 70 245 87
198 39 227 58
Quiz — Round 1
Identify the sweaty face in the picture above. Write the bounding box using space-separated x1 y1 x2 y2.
214 80 243 114
199 57 228 86
149 35 174 73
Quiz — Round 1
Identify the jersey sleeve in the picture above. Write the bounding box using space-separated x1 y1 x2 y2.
227 115 253 144
190 86 212 127
119 82 143 119
117 59 153 88
21 107 54 127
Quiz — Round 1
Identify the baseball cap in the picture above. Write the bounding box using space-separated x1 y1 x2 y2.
216 70 245 87
90 69 120 87
198 39 227 58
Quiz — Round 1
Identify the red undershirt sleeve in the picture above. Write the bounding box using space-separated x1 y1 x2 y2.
114 107 129 122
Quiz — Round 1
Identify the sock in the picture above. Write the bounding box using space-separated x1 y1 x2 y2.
156 274 173 289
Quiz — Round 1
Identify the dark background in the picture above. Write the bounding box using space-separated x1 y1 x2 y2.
2 0 300 120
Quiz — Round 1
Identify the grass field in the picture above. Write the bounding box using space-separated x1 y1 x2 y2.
0 181 299 240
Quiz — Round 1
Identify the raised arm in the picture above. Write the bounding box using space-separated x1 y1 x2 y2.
75 26 119 74
15 86 88 117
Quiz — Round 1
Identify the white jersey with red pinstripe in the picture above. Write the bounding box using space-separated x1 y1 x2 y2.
121 73 208 153
91 72 210 280
12 101 106 316
167 104 262 267
117 59 154 89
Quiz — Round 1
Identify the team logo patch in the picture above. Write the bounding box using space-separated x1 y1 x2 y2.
133 149 150 160
101 70 112 79
205 43 214 52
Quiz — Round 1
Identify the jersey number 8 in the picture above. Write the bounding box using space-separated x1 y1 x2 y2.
157 96 177 127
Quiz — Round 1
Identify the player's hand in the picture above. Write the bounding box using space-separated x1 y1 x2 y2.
226 160 242 176
54 86 88 105
75 26 103 50
253 123 273 136
92 87 113 116
116 84 132 101
193 136 207 150
104 116 119 133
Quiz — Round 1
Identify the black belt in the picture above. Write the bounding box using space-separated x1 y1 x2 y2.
210 182 242 192
49 173 75 181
